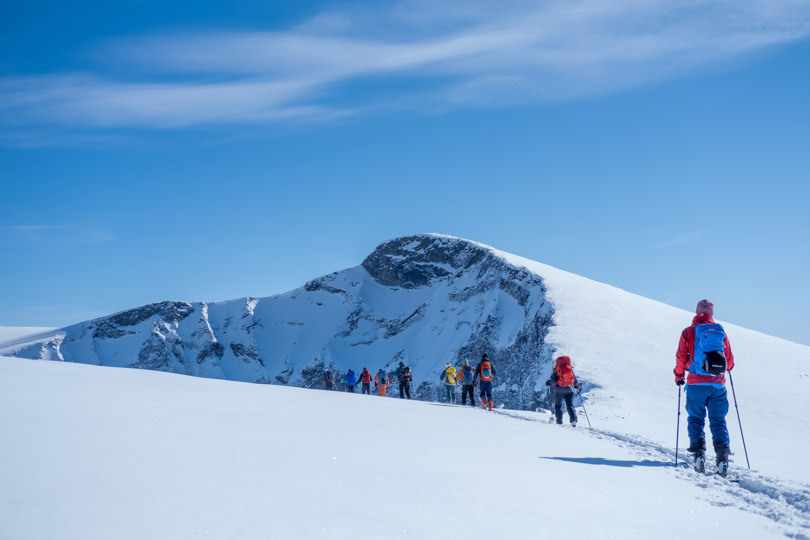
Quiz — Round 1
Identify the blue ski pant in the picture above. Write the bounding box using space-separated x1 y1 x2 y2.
685 385 730 447
479 380 493 402
444 384 456 403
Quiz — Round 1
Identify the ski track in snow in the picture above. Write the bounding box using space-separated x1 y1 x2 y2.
490 408 810 539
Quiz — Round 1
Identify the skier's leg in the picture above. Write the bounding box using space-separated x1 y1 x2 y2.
707 387 731 462
564 393 577 424
554 392 564 424
685 385 709 450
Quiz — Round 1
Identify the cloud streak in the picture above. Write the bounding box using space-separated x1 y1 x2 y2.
1 0 809 135
1 223 116 246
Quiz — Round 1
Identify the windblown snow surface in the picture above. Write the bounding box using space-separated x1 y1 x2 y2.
2 236 809 539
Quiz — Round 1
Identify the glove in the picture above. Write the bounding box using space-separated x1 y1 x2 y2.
675 376 685 386
574 383 582 391
545 380 551 387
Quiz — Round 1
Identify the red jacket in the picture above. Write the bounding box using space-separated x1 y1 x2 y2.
675 314 734 386
360 369 372 384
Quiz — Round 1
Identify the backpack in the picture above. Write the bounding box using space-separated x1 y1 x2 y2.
445 367 456 384
480 361 493 381
554 356 575 387
693 323 727 376
462 364 473 383
377 371 386 386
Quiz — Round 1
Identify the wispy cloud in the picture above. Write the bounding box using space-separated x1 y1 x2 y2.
1 223 116 246
655 230 707 249
1 0 809 137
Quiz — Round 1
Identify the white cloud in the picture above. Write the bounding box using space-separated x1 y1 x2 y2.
1 0 809 134
1 222 116 246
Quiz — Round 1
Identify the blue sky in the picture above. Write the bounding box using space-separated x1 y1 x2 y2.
1 0 809 345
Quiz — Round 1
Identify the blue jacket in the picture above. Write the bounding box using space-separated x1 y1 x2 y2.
345 370 357 386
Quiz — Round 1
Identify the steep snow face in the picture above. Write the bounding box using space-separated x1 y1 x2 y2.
0 235 556 410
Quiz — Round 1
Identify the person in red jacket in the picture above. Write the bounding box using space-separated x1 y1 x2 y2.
359 368 373 395
674 299 735 473
546 355 580 426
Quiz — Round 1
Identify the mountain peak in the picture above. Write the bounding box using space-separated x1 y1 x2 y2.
361 234 491 289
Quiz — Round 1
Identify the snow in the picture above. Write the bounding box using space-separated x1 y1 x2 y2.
0 326 56 343
2 237 810 538
2 357 809 539
490 247 810 484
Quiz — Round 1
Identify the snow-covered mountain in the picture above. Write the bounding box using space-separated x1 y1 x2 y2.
2 233 809 482
1 234 556 408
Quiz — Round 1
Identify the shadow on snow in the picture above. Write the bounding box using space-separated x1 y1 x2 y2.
541 457 672 468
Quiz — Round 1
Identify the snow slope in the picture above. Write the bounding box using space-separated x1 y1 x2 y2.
1 356 808 540
493 248 810 484
0 327 56 343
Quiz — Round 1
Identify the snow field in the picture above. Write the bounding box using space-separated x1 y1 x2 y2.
2 357 806 540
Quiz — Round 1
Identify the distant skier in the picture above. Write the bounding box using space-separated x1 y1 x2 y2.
359 367 373 395
474 354 496 411
345 369 358 393
374 369 390 397
323 369 336 391
395 362 412 399
455 360 477 407
674 299 735 475
439 363 457 404
546 356 580 426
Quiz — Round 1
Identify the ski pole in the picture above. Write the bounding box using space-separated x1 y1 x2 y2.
577 388 592 428
675 385 682 466
728 372 750 469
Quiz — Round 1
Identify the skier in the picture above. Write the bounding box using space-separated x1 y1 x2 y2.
323 369 336 391
456 360 477 407
674 299 735 475
439 363 457 404
359 367 373 395
374 368 390 397
474 354 496 411
395 362 412 399
345 369 358 393
546 355 580 426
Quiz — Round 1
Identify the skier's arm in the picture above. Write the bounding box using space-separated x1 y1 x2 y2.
674 327 693 380
724 335 734 371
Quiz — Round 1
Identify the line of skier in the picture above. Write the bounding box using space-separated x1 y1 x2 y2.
321 298 737 476
321 354 504 412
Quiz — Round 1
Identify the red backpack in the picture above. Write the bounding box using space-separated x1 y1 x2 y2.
554 356 575 387
479 361 493 381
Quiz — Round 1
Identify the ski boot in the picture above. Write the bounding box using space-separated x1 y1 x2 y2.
714 442 731 477
688 440 706 473
487 399 494 411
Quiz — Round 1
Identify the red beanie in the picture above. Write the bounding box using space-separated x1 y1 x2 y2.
696 299 714 316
